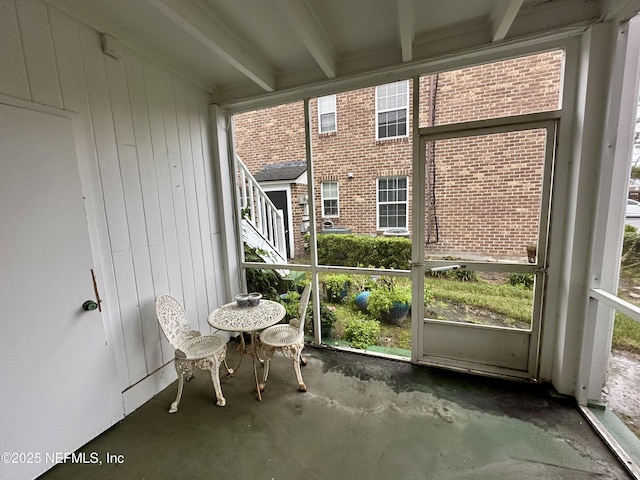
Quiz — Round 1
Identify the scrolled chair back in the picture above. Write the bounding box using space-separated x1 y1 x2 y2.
155 294 193 348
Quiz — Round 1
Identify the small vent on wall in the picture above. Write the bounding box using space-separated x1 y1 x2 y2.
101 33 122 59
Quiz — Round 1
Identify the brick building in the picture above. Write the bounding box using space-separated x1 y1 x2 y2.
233 50 563 260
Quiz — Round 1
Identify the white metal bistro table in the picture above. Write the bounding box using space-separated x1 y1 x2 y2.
208 299 286 401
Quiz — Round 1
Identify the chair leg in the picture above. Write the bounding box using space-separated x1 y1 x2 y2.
260 346 275 392
207 348 227 407
292 344 307 392
170 359 192 413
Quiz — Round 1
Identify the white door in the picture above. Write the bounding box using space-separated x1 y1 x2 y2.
0 103 122 480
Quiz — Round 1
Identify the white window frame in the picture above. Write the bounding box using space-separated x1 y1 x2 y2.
375 80 409 140
376 176 408 229
321 181 339 218
318 95 337 134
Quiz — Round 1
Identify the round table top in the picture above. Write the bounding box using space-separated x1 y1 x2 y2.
207 299 286 332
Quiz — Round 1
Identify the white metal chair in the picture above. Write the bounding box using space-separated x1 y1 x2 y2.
259 284 311 393
155 295 228 412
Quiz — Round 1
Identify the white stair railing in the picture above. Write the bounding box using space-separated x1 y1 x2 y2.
236 155 287 261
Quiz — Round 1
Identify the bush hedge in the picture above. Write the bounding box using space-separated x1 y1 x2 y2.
317 233 411 269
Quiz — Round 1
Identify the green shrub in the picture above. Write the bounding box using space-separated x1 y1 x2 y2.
244 244 283 298
317 234 411 269
319 304 338 336
507 273 535 289
278 290 301 321
451 269 478 282
424 285 434 305
322 273 352 302
344 316 381 349
367 284 412 320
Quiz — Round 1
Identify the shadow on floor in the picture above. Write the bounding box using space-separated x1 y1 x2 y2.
39 347 630 480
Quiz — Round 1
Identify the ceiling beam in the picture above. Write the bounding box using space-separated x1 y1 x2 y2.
491 0 524 42
147 0 275 91
274 0 336 78
397 0 414 62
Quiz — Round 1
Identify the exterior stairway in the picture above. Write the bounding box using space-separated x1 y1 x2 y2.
236 155 287 265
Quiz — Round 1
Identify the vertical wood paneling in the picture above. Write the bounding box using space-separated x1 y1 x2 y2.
15 0 62 108
0 0 30 100
78 24 147 383
158 71 199 324
142 60 184 316
118 143 164 372
6 0 226 389
169 149 199 320
105 51 164 373
175 79 209 328
123 49 164 246
78 25 130 253
123 49 173 361
48 9 86 112
112 250 147 383
48 7 130 391
105 55 135 147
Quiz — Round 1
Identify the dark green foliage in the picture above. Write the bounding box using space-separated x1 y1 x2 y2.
278 290 301 321
316 234 411 269
507 273 535 289
319 304 337 335
622 224 640 268
344 315 381 349
451 269 478 282
244 244 283 299
323 273 351 302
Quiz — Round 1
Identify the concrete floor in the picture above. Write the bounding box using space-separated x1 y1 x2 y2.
40 346 630 480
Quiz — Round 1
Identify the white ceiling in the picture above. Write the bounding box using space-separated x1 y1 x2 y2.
51 0 640 105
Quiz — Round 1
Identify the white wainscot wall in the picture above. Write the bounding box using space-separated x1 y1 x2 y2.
0 0 227 411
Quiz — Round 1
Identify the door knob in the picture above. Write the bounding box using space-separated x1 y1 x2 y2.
82 300 98 311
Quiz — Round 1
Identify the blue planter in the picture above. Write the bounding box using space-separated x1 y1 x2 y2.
354 291 371 311
382 301 411 326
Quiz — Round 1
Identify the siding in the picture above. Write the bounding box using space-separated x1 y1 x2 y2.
0 0 224 390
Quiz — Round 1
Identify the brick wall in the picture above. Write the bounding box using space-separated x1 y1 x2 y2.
233 50 564 260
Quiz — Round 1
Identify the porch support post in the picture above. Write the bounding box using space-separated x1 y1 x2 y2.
411 75 425 363
581 18 640 404
547 22 617 399
210 105 242 301
303 98 321 344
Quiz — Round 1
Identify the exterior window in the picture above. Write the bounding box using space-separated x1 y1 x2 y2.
377 176 408 229
376 81 409 140
322 181 339 217
318 95 337 134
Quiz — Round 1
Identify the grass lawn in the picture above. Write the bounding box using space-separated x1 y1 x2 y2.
613 313 640 353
